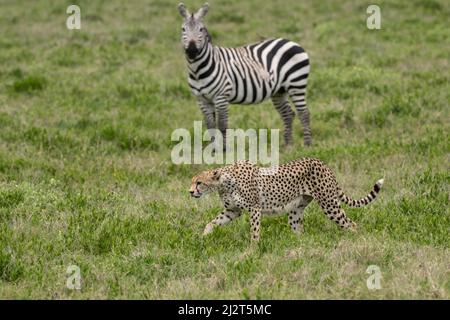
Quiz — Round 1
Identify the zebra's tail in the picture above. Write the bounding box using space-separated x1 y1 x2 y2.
338 178 384 208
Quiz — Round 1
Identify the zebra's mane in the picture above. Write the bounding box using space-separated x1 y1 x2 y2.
204 27 212 44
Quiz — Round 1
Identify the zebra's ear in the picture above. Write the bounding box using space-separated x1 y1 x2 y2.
194 3 209 20
178 3 190 19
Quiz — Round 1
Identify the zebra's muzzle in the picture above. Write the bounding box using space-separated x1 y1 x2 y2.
186 41 199 60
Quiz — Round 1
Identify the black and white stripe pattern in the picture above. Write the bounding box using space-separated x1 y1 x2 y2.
339 179 384 208
178 3 312 147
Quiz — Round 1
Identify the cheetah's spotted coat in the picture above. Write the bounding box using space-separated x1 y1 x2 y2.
190 157 383 242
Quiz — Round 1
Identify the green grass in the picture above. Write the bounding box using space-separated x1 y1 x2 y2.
0 0 449 299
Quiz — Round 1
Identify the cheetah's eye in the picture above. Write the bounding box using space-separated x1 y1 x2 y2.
182 27 186 32
199 27 204 32
196 181 202 186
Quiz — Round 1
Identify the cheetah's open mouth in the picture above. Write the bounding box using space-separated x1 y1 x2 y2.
191 193 201 198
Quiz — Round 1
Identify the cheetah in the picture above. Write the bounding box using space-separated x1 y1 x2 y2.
189 157 384 242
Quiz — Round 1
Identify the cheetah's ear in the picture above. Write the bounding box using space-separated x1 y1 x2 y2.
178 3 190 19
194 3 209 20
211 168 220 180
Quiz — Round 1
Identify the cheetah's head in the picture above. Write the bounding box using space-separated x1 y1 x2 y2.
189 168 221 198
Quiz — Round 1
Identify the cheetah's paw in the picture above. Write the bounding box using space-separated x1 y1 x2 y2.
202 223 214 236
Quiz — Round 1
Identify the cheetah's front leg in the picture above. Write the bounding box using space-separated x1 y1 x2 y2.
203 209 241 236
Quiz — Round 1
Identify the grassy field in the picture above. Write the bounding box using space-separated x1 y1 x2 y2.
0 0 449 299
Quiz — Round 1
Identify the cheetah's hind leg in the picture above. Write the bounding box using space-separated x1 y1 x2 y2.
288 195 313 234
318 197 357 232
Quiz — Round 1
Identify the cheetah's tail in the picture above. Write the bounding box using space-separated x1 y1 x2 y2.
339 178 384 208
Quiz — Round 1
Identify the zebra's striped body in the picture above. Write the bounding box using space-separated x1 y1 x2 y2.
188 38 309 105
179 3 312 147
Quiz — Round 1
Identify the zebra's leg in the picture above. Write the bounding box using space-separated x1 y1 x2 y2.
271 93 295 146
198 98 216 131
198 99 218 151
214 97 229 151
289 90 312 146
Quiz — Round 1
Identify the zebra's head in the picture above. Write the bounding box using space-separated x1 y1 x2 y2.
178 3 210 60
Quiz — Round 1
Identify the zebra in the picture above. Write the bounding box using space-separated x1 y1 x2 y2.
178 3 311 148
